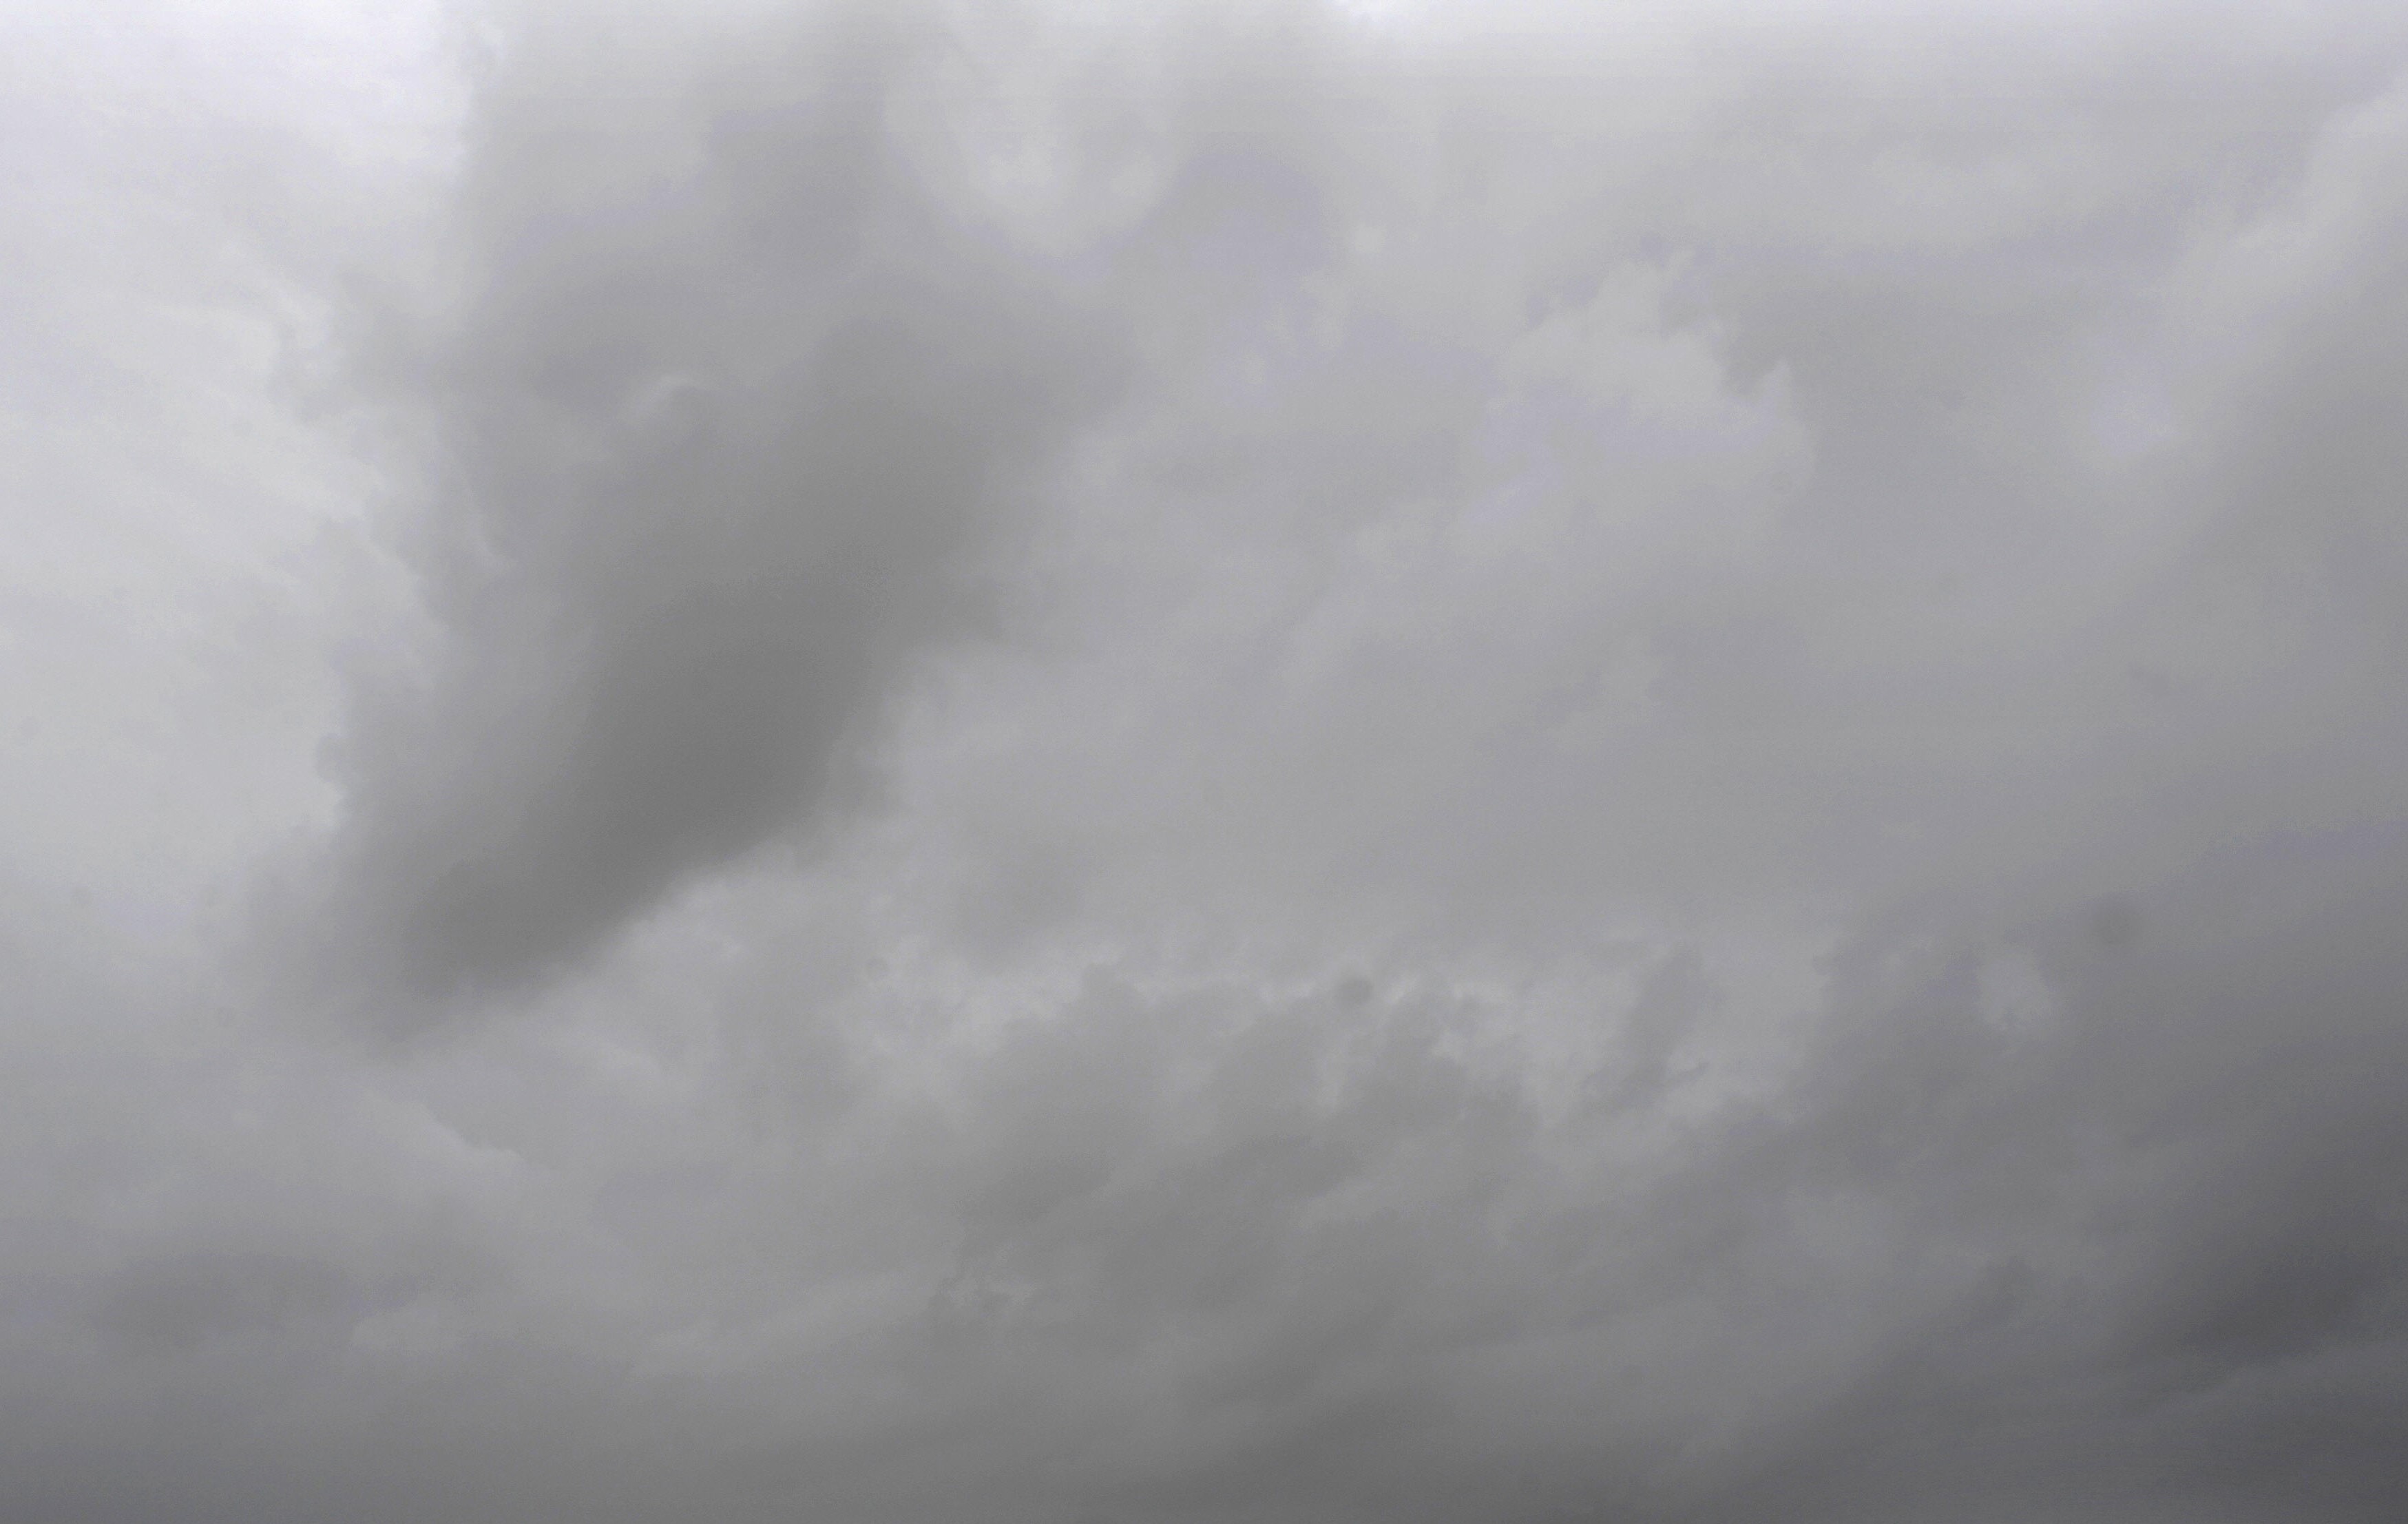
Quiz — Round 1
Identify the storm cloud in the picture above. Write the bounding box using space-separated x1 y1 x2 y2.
5 0 2407 1521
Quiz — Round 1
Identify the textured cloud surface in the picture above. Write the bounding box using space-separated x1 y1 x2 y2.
7 1 2408 1521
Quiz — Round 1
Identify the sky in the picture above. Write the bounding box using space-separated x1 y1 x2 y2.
4 0 2407 1519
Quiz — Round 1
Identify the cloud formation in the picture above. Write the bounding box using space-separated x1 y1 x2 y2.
270 0 1129 1029
5 1 2407 1521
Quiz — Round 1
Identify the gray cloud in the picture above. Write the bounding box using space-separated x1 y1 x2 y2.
267 0 1128 1032
6 1 2408 1521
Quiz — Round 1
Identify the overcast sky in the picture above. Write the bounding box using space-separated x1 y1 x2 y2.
6 1 2408 1520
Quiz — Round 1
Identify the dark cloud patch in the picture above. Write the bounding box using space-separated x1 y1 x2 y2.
1660 831 2408 1521
87 1250 356 1353
284 0 1129 1032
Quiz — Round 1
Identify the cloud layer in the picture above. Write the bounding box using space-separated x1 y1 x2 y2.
6 1 2408 1521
